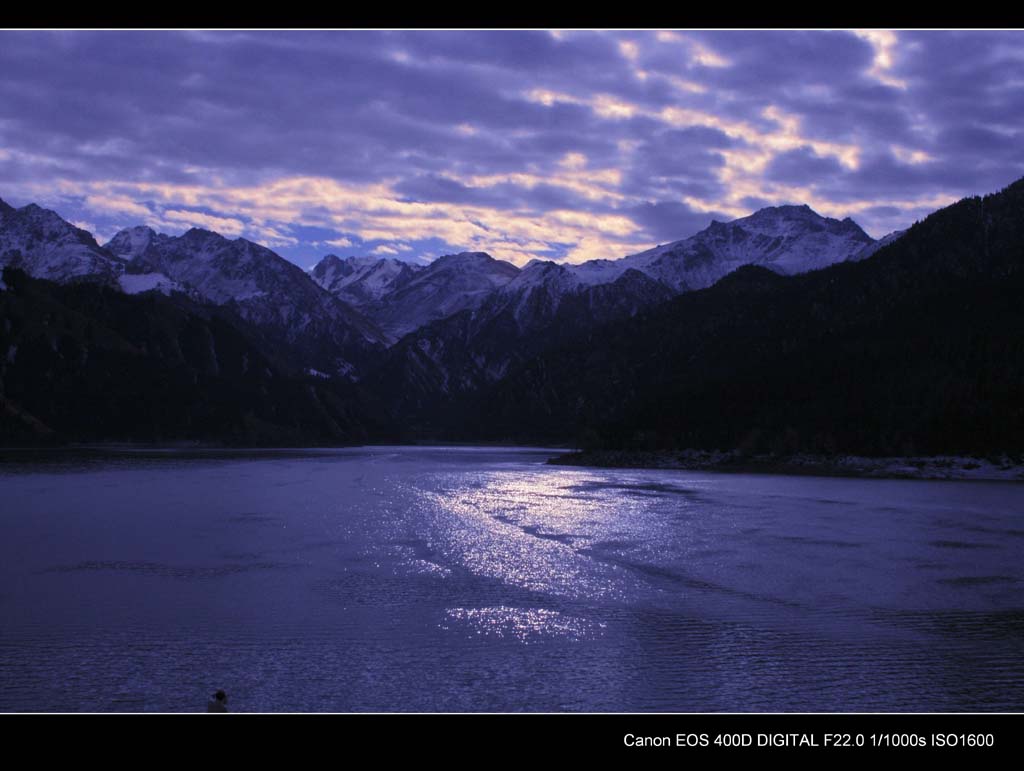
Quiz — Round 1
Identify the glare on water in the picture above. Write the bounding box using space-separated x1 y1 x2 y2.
1 446 1022 712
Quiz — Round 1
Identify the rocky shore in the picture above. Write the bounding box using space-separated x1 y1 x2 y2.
548 449 1024 482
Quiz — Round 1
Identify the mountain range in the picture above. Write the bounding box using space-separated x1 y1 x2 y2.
468 181 1024 457
4 181 1020 458
308 204 881 337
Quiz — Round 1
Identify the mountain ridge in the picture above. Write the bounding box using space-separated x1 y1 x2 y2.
457 177 1024 456
2 178 1023 457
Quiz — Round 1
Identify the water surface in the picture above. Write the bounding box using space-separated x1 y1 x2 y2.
1 446 1022 712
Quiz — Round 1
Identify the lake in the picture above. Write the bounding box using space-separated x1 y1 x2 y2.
1 445 1022 712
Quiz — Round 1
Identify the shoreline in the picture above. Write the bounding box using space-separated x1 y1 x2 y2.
3 443 1022 481
547 449 1024 482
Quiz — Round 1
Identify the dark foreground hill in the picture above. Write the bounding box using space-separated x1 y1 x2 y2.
457 178 1024 458
3 176 1024 458
0 268 393 446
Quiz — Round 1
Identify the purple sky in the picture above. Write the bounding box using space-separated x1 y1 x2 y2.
2 29 1023 267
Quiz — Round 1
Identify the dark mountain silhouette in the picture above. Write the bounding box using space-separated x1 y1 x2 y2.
2 177 1023 459
451 177 1024 458
0 268 393 446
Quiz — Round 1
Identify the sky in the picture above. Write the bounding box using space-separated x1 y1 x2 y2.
2 29 1023 268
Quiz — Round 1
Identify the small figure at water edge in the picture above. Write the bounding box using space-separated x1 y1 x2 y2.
207 690 229 713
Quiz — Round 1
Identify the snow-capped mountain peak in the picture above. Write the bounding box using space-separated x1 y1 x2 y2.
105 226 158 262
310 253 422 307
504 259 582 294
619 204 875 291
3 193 896 385
322 250 519 339
0 200 123 286
105 223 388 373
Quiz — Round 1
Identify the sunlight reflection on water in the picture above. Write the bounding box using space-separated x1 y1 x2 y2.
2 446 1023 712
441 606 606 642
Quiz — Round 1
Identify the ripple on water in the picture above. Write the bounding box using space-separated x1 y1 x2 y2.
441 606 606 642
519 525 586 545
226 513 283 526
43 560 297 579
929 540 997 549
938 576 1019 586
566 480 704 500
5 448 1024 712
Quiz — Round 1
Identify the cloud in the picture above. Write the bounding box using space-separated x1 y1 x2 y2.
765 147 847 186
0 30 1022 263
628 201 728 244
83 193 153 219
161 209 246 237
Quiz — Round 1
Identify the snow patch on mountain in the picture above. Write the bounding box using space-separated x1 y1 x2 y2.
370 251 520 338
508 260 584 293
484 206 877 318
310 254 423 310
118 272 185 296
4 194 897 384
106 226 159 262
0 202 123 286
104 225 388 376
850 229 906 261
496 261 587 328
617 205 875 291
